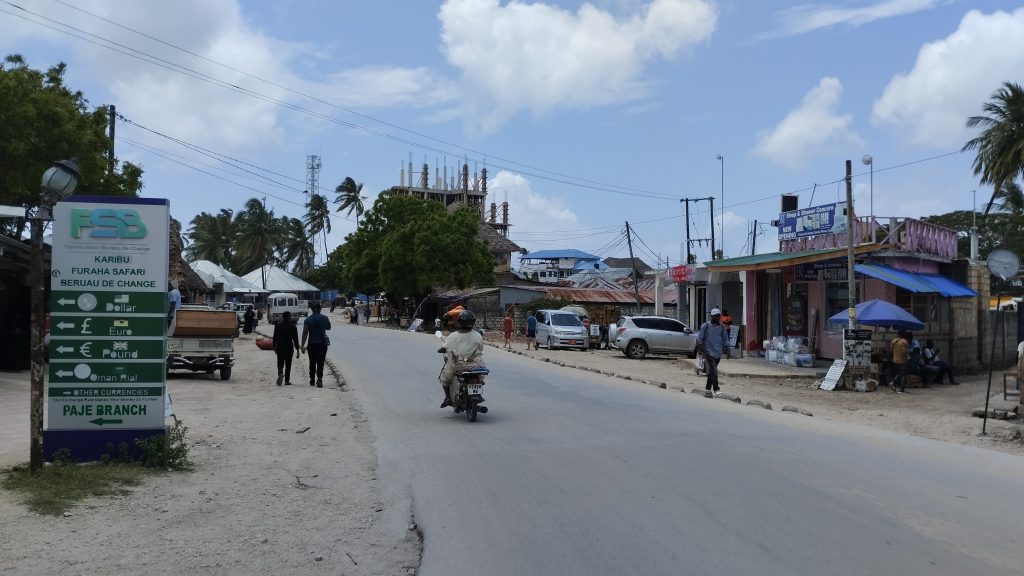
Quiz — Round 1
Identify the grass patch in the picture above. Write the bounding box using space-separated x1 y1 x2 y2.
2 460 146 516
1 421 193 516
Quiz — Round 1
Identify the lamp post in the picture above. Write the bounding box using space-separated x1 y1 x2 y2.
716 154 724 259
30 159 81 472
861 155 873 223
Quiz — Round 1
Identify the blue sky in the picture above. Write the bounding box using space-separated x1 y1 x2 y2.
3 0 1022 268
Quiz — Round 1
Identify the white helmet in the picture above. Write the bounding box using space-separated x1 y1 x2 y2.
710 308 721 316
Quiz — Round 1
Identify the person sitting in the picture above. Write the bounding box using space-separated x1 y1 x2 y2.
905 342 931 387
438 310 486 408
922 340 958 384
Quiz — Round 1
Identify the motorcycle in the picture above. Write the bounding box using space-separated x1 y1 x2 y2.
436 331 489 422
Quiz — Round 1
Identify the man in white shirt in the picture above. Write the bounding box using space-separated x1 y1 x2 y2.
438 310 485 408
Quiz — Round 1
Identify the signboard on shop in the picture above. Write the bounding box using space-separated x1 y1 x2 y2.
47 197 169 431
777 201 848 240
796 259 848 282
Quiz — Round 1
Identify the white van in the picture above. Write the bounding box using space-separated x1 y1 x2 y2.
535 309 588 351
267 292 302 324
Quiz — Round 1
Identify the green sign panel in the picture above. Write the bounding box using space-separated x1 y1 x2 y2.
47 198 169 431
50 290 167 315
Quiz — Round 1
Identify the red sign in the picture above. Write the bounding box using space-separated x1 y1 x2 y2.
670 265 694 283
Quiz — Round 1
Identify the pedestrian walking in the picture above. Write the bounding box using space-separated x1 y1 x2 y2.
696 308 731 397
242 305 256 334
526 310 537 350
301 301 332 387
272 311 300 386
363 304 370 324
502 310 513 349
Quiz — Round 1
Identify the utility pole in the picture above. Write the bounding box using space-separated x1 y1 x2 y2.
107 105 116 176
683 199 692 263
751 220 757 256
680 197 717 263
845 160 856 329
709 197 716 260
625 221 641 310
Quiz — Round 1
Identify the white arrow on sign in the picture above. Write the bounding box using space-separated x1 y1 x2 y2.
56 322 75 330
57 298 75 306
55 370 74 377
56 346 73 354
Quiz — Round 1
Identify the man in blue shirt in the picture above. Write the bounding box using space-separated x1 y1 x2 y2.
301 301 332 387
696 308 731 397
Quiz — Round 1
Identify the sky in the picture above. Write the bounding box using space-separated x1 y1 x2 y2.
3 0 1022 270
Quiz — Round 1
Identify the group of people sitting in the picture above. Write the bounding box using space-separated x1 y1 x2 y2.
888 332 959 393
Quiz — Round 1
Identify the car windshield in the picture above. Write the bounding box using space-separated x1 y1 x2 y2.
551 314 582 327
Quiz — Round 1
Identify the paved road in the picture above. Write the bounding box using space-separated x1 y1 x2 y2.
329 322 1023 576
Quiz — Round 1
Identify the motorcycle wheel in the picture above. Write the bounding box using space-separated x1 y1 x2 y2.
467 399 477 422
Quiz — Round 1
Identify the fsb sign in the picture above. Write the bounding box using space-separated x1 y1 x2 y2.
70 208 148 238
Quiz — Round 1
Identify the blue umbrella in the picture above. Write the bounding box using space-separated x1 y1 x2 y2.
827 299 924 330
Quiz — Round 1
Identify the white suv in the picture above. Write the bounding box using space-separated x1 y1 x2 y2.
612 315 698 359
536 309 588 351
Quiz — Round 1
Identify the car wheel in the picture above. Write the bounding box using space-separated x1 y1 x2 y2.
626 339 648 359
687 347 698 359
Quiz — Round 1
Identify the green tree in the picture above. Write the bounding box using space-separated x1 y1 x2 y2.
304 193 332 262
184 209 235 266
963 81 1024 214
334 177 365 227
276 216 314 278
332 195 494 301
0 55 143 236
233 198 278 277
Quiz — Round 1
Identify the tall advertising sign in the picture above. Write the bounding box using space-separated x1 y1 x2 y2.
47 197 169 436
777 201 848 240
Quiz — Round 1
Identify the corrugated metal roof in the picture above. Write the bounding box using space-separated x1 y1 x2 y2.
522 249 599 260
191 260 268 293
506 285 675 305
856 263 977 297
705 244 882 272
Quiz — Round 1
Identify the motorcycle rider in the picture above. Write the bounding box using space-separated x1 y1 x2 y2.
438 310 486 408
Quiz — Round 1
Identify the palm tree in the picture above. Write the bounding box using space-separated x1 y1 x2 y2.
184 209 235 266
963 81 1024 214
276 216 315 278
233 198 278 282
334 177 366 227
987 180 1024 215
305 193 332 263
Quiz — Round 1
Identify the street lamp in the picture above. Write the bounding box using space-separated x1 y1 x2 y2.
30 158 80 472
716 154 724 259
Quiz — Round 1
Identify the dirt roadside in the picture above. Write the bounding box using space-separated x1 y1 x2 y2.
483 330 1024 456
0 323 421 576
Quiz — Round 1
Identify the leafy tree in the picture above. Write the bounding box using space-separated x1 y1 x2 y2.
963 81 1024 214
304 193 331 263
0 55 143 236
334 177 365 227
184 209 235 266
332 195 494 301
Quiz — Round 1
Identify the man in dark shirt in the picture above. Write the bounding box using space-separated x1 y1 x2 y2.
301 302 332 387
272 311 300 386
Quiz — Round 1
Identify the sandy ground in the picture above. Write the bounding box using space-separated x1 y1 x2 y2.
0 322 420 576
2 316 1021 576
485 330 1024 456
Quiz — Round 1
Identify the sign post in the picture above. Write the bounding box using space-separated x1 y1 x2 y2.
43 196 170 460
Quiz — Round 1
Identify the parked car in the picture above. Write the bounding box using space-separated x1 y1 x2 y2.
612 315 698 359
536 309 588 351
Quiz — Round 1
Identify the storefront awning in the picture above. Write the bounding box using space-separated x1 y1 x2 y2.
705 244 882 273
854 263 977 297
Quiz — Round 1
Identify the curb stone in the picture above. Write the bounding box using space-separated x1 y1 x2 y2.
746 399 773 410
781 405 813 416
691 389 712 398
717 393 741 403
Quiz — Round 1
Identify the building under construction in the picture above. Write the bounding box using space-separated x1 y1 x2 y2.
382 159 523 273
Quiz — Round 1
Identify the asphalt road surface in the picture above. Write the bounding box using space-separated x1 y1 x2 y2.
328 322 1023 576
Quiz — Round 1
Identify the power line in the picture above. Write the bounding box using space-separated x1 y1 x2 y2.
1 1 678 201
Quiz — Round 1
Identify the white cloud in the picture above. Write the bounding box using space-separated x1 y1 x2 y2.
754 77 860 169
491 170 580 251
765 0 940 38
872 8 1024 148
5 0 450 151
438 0 717 134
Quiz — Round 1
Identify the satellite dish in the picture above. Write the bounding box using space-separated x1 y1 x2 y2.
986 248 1019 281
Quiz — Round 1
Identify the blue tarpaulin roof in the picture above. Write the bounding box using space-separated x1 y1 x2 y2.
855 263 977 297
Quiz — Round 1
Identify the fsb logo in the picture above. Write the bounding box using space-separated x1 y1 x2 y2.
70 208 148 239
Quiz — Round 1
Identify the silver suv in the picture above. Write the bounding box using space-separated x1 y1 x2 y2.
536 309 588 351
612 315 698 359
